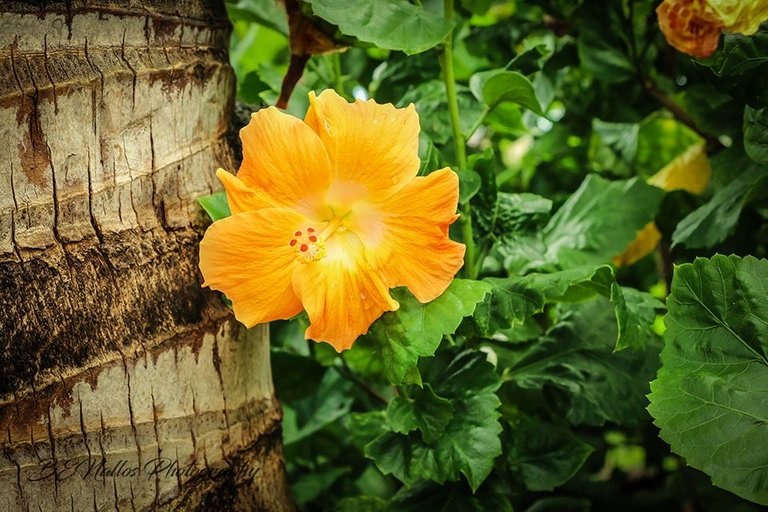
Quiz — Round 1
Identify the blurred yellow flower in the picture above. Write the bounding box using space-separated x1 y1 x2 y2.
614 141 711 267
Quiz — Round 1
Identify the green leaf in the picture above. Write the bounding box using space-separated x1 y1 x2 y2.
696 27 768 109
386 384 454 444
336 496 389 512
672 167 768 249
613 286 664 351
588 119 639 177
506 416 594 491
588 115 703 178
525 497 591 512
576 14 634 84
473 277 545 337
389 480 513 511
366 351 503 491
503 298 660 426
459 0 493 16
470 70 545 116
271 350 327 402
542 175 664 268
283 371 354 445
400 80 484 145
458 170 482 204
237 70 272 105
306 0 454 55
636 114 702 178
494 193 553 235
225 0 289 35
344 411 390 450
520 265 614 302
197 191 231 222
648 255 768 506
474 265 660 351
366 280 491 385
418 133 444 176
291 467 351 507
745 106 768 164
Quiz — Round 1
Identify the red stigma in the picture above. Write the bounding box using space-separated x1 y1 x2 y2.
300 244 308 252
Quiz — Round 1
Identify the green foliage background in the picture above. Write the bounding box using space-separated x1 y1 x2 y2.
212 0 768 509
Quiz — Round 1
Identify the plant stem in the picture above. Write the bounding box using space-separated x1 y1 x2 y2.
464 105 490 141
439 0 477 279
332 52 344 94
641 78 723 151
337 357 388 406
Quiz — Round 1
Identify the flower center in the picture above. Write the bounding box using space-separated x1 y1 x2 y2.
290 227 326 263
289 216 349 264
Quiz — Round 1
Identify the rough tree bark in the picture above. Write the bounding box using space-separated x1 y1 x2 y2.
0 1 293 510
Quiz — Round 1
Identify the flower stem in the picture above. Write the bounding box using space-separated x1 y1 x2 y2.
337 356 388 406
439 0 477 279
332 52 344 94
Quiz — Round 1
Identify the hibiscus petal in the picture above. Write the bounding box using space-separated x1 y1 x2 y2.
292 232 399 351
350 168 465 303
305 89 420 202
216 168 279 214
199 208 307 326
238 106 332 214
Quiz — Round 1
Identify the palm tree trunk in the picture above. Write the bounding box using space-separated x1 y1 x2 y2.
0 1 293 510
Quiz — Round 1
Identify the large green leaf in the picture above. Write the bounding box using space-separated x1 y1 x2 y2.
502 298 660 426
672 166 768 249
475 265 661 351
366 280 491 385
541 175 664 268
745 106 768 164
496 176 664 273
386 384 454 445
474 265 613 337
648 255 768 506
366 351 503 491
506 416 593 491
306 0 454 55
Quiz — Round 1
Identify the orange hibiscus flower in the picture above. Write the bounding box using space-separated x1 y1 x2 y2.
199 90 466 351
657 0 723 58
657 0 768 58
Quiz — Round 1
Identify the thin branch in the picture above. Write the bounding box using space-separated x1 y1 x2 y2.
335 358 388 406
641 79 724 152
